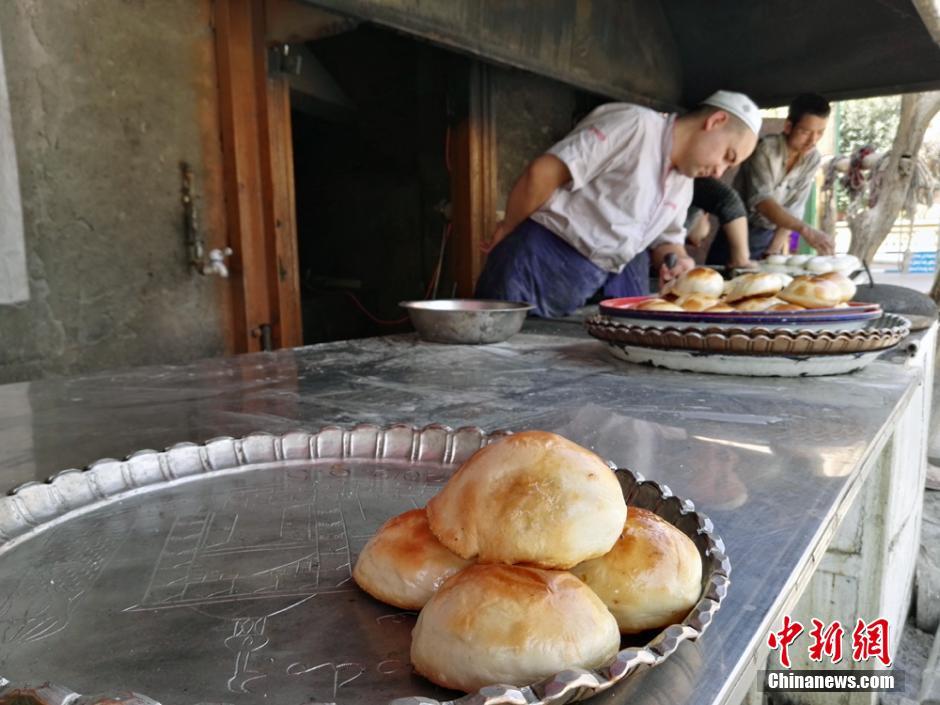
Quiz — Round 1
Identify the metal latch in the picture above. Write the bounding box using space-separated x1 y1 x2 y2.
181 161 233 278
252 323 273 351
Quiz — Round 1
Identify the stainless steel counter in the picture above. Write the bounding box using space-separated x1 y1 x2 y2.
0 321 932 705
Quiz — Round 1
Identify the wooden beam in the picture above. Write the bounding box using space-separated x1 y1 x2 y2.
265 0 357 43
213 0 272 352
450 61 497 297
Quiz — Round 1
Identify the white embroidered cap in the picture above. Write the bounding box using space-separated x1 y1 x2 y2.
701 90 762 135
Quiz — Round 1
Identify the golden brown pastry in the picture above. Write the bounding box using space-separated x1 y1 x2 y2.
734 296 787 312
411 564 620 691
814 271 856 302
426 431 626 569
352 508 472 610
676 293 722 312
778 276 843 308
635 298 684 312
661 266 724 299
767 302 806 312
571 507 702 634
704 302 736 313
724 272 784 303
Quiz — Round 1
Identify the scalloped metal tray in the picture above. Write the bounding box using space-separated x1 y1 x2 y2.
584 313 911 356
0 425 729 705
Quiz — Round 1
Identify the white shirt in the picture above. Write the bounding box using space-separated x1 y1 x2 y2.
734 133 821 231
531 104 693 273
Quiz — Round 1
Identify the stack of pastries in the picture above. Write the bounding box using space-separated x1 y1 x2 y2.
639 266 856 313
352 431 703 692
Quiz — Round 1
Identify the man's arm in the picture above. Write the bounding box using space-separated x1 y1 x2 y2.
765 226 794 256
487 154 572 250
722 217 757 268
754 199 834 255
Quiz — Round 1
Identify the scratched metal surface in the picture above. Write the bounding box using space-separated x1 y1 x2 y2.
0 322 928 705
0 433 467 703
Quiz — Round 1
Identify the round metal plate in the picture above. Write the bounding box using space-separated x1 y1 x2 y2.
0 425 729 705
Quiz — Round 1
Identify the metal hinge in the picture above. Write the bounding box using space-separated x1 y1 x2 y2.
268 44 302 76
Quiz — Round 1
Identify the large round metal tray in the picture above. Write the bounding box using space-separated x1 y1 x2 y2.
602 343 888 377
0 425 729 705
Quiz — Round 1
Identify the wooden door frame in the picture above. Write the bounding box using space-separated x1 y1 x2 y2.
215 1 494 344
213 0 302 352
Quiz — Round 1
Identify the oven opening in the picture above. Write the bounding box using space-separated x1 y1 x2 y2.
292 25 454 344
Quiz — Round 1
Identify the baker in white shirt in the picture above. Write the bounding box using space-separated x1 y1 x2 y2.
475 91 761 318
707 93 835 265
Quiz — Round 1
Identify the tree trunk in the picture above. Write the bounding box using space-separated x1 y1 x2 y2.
845 91 940 267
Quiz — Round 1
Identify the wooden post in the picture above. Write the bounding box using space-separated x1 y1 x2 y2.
214 0 271 352
449 61 497 297
260 64 303 348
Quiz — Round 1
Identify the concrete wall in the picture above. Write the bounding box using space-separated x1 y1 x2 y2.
0 0 227 383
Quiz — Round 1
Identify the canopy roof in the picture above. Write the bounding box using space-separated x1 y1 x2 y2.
298 0 940 109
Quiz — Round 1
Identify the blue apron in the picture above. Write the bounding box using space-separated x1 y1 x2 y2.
474 219 651 318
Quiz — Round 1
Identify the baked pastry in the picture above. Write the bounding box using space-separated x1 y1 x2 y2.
733 296 787 312
571 507 702 634
705 303 736 313
764 254 789 265
724 273 784 303
426 431 626 569
676 293 721 312
761 263 790 274
352 508 472 610
411 564 620 691
635 298 684 312
805 256 835 274
661 266 724 299
832 254 861 273
814 271 856 302
778 277 843 308
787 254 811 267
767 302 806 312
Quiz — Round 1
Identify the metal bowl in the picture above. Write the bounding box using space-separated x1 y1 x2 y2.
399 299 533 344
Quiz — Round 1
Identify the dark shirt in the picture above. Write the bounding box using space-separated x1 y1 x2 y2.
684 177 747 229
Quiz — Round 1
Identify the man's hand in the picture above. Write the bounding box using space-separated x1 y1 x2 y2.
481 220 511 254
658 254 695 289
800 226 835 255
727 256 760 270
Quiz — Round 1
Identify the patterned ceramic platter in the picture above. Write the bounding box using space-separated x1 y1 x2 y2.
585 313 911 357
0 425 729 705
599 296 882 331
587 314 910 376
